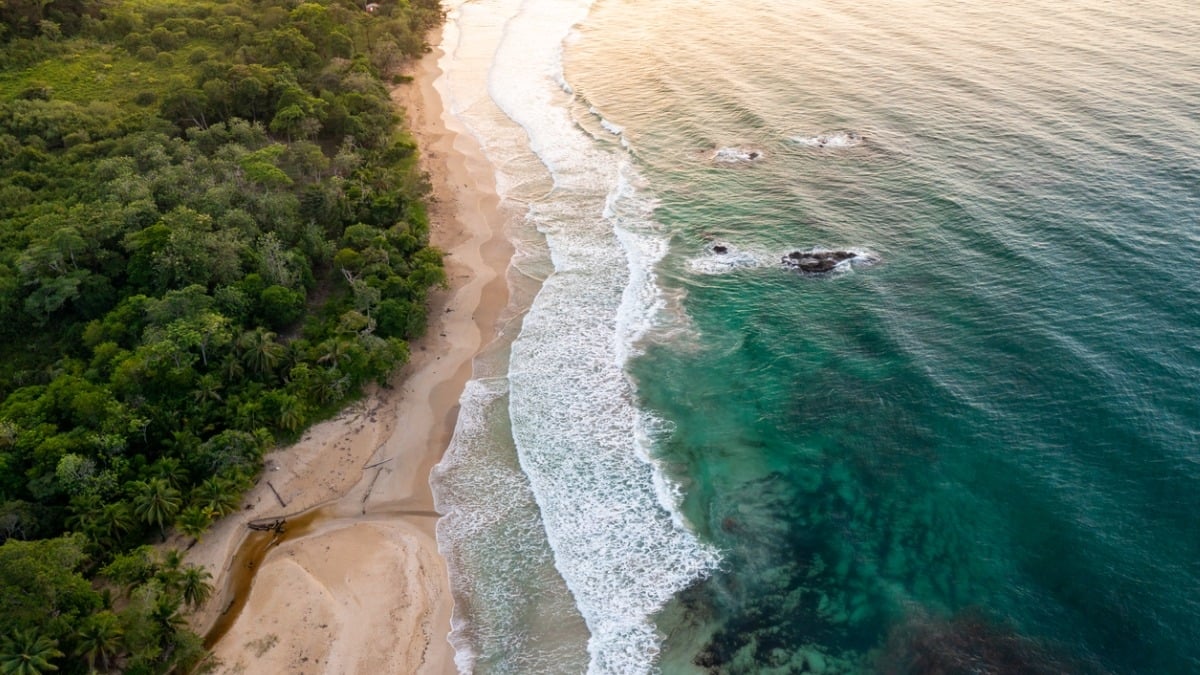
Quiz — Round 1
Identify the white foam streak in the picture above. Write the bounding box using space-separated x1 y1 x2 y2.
793 130 865 148
485 0 721 672
688 244 775 275
613 225 667 367
601 118 626 135
434 2 593 672
591 107 627 135
712 146 764 163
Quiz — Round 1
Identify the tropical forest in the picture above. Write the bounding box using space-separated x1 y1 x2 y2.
0 0 443 671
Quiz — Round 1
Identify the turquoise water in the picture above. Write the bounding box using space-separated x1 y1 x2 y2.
435 0 1200 672
564 0 1200 672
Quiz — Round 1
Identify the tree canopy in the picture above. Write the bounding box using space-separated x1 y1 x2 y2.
0 0 443 671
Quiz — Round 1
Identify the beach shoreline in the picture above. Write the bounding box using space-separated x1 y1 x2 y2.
184 29 512 674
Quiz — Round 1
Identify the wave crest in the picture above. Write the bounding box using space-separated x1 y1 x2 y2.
793 130 865 149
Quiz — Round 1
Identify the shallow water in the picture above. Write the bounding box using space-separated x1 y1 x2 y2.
436 0 1200 672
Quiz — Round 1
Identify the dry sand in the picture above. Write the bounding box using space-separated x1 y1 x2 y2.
185 33 512 675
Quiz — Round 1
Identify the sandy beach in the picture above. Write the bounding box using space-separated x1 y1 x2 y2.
184 31 512 675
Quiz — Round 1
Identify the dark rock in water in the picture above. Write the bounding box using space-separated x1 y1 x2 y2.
711 244 729 254
781 249 859 274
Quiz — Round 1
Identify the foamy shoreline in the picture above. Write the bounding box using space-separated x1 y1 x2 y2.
183 27 513 674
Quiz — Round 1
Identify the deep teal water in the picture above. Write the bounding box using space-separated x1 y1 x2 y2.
564 0 1200 672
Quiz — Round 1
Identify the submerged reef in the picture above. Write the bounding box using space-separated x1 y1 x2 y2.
876 609 1110 675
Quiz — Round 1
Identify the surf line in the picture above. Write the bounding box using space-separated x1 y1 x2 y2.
489 0 722 671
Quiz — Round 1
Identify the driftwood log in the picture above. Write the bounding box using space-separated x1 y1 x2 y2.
266 480 287 508
247 517 286 533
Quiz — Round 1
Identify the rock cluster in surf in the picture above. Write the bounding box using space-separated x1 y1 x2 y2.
698 243 879 276
781 249 878 274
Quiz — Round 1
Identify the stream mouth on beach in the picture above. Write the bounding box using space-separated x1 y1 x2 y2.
203 507 325 650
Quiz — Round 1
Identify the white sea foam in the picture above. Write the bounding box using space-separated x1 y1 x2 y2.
688 242 775 274
589 106 627 136
435 378 591 674
612 226 668 367
484 0 721 672
434 0 553 206
434 2 595 672
601 118 626 135
712 146 765 163
793 130 865 148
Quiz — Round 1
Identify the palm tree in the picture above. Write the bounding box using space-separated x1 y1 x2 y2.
166 430 200 455
149 597 187 637
281 340 308 373
159 549 185 579
234 401 265 432
190 373 223 407
65 493 102 533
314 366 348 405
178 566 213 609
75 612 123 673
0 630 64 675
192 477 241 517
131 479 182 536
238 328 285 375
175 505 212 546
275 394 305 433
153 549 186 602
93 502 136 549
221 355 244 381
316 338 351 366
151 458 188 490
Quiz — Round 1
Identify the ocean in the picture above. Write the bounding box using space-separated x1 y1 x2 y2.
430 0 1200 673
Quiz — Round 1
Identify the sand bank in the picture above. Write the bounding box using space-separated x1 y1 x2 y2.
184 32 512 675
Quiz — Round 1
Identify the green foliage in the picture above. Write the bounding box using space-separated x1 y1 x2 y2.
0 0 443 669
0 536 100 642
73 612 122 673
0 0 104 44
0 629 64 675
178 565 212 609
258 285 304 329
130 479 182 536
174 505 212 543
